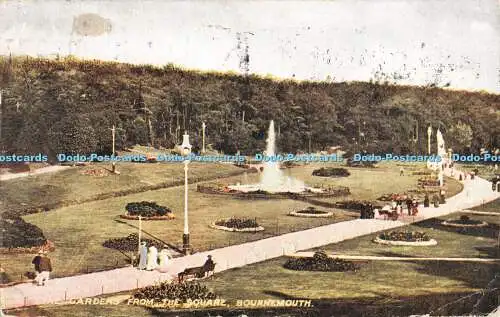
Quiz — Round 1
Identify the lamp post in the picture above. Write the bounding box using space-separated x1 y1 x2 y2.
427 125 432 155
110 125 117 173
181 132 192 255
202 122 206 154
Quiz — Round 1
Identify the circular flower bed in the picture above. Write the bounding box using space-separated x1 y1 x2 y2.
0 217 53 253
284 251 359 272
289 207 333 218
312 167 350 177
80 168 110 177
133 281 217 304
375 231 437 246
103 233 164 252
210 217 264 232
442 215 488 228
120 201 175 220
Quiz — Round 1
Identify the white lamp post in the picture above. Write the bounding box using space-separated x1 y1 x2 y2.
202 122 206 154
181 132 192 255
427 125 432 155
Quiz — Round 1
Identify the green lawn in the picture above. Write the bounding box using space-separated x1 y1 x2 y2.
18 211 499 316
313 212 500 258
0 162 243 215
0 162 440 283
473 198 500 213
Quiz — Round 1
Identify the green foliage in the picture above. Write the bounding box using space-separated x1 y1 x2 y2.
283 251 359 272
214 217 259 229
125 201 172 217
0 56 498 157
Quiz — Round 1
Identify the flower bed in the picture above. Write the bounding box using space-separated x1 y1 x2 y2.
442 215 488 228
80 168 110 177
103 233 164 252
210 217 264 232
289 207 333 218
375 231 437 246
412 171 432 176
284 251 359 272
418 177 441 187
122 201 175 219
312 167 350 177
133 281 217 304
0 217 47 249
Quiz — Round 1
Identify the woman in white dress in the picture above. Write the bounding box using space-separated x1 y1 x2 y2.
157 247 171 271
146 246 158 271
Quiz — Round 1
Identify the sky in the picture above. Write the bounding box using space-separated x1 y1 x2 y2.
0 0 499 93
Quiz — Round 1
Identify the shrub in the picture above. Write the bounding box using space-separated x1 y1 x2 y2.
0 217 46 248
125 201 172 217
133 281 217 303
335 200 379 211
379 231 431 242
214 217 259 229
312 167 350 177
284 251 359 272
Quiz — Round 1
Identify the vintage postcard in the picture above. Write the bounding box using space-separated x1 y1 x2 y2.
0 1 499 316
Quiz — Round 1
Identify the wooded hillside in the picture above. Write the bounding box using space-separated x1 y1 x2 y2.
0 56 498 158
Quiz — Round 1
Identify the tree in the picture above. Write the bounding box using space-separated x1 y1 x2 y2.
48 115 98 155
447 121 473 152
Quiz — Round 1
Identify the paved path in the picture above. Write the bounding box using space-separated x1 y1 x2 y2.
289 252 500 262
2 169 499 309
0 166 70 181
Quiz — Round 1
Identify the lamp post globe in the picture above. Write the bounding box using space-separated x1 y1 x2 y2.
181 132 192 255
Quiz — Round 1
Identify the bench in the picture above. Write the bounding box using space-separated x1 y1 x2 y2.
178 263 216 283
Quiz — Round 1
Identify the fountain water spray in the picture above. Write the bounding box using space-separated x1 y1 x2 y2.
228 120 309 193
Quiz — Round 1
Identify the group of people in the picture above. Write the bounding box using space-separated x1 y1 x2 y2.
31 251 52 286
138 242 171 271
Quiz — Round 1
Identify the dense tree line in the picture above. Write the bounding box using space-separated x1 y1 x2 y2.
0 56 498 159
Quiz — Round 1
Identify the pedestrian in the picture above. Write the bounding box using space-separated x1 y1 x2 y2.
35 252 52 286
158 246 171 270
138 241 147 270
146 245 158 271
32 251 43 276
406 197 412 216
202 255 216 277
400 167 404 176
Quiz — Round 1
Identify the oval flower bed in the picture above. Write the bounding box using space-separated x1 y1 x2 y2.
312 167 350 177
120 201 175 220
289 207 333 218
284 251 359 272
210 217 264 232
374 231 437 246
442 215 488 228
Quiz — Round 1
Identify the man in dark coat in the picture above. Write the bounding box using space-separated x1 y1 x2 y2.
202 255 215 277
35 252 52 286
32 251 43 274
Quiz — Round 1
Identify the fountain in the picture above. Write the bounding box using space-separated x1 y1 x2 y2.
227 120 319 194
197 120 349 198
